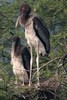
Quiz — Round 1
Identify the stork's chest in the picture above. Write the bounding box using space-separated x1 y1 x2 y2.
25 21 39 46
12 56 22 66
25 21 35 38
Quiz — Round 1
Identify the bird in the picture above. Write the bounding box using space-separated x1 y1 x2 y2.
11 36 31 85
15 3 50 86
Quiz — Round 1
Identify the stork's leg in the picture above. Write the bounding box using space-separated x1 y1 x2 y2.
29 46 33 86
36 43 40 86
15 75 18 85
22 73 24 86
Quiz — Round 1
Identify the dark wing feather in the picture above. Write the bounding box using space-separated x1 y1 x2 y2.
33 17 50 54
21 47 31 77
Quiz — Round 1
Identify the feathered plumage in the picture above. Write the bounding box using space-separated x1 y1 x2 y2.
15 4 50 86
11 36 30 85
33 17 50 54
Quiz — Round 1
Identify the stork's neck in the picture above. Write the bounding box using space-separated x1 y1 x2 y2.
20 14 30 25
24 14 36 27
19 13 37 27
12 42 22 57
21 17 27 25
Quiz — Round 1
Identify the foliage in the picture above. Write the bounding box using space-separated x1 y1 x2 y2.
0 0 67 100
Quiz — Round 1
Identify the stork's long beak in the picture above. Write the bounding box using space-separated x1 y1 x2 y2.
15 14 24 28
15 16 20 28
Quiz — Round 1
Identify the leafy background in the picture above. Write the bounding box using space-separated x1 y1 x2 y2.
0 0 67 100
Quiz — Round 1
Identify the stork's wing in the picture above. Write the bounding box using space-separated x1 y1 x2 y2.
33 17 50 54
21 47 31 76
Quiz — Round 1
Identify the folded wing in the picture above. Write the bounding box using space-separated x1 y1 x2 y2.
33 17 50 54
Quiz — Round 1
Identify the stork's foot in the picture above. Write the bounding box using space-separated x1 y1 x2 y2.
21 83 24 86
35 82 40 89
37 82 40 86
28 81 32 86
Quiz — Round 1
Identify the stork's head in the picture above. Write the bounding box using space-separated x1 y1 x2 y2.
20 3 31 19
15 4 31 27
12 36 21 47
12 36 22 56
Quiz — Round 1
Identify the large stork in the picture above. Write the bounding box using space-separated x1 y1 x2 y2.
11 36 30 85
15 4 50 86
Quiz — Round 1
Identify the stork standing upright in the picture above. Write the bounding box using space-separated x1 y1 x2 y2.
11 36 30 85
15 4 50 86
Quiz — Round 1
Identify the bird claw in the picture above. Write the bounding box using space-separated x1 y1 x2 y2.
21 83 24 86
28 81 32 86
37 82 40 86
35 82 40 89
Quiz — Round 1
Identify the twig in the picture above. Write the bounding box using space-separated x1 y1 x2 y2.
32 57 61 79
